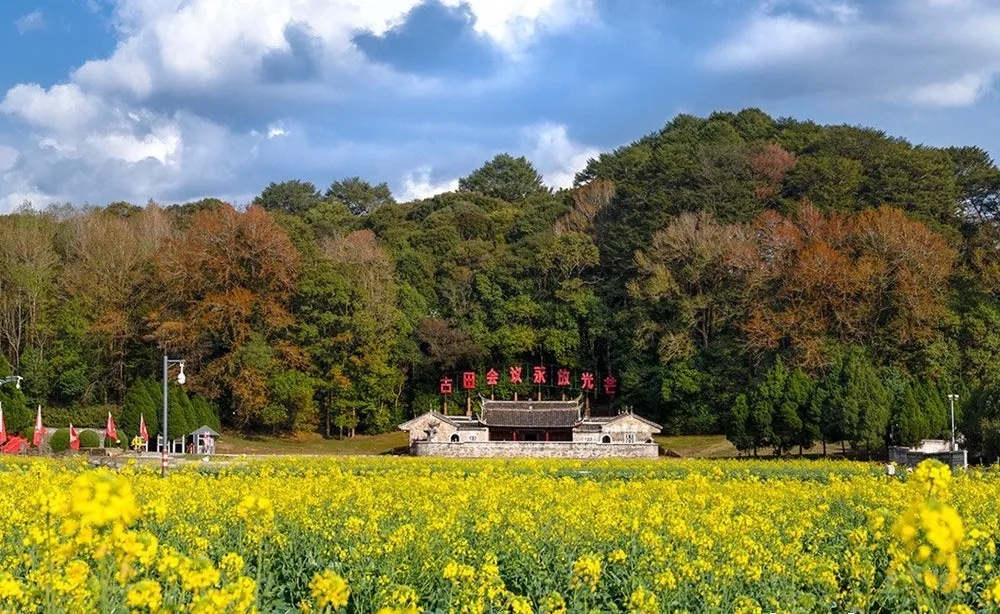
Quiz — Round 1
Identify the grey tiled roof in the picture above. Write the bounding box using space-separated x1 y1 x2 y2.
479 400 581 428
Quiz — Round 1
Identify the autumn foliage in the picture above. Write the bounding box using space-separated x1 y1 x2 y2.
735 204 956 370
2 108 1000 456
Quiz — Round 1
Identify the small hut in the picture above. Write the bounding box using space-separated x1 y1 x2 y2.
188 425 220 455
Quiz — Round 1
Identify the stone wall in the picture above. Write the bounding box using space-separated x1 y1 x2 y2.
410 441 660 459
888 446 968 471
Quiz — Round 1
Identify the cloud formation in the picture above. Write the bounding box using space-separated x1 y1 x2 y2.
705 0 1000 107
0 0 594 211
14 10 46 34
526 124 600 190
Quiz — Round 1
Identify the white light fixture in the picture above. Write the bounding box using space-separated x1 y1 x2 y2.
177 362 186 385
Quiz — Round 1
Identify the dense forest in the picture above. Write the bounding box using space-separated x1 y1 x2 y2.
2 108 1000 460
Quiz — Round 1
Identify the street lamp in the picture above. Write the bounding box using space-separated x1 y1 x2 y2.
947 393 959 452
0 376 23 389
162 354 186 478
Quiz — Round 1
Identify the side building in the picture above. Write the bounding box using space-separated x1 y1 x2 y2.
399 397 662 458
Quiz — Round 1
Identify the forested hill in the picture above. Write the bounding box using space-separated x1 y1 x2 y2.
2 108 1000 458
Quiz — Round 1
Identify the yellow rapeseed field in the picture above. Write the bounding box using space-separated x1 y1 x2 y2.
0 456 998 613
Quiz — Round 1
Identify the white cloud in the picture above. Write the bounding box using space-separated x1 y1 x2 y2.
442 0 594 54
0 0 594 212
266 123 288 139
705 0 1000 107
68 0 594 99
0 84 102 132
399 166 459 201
525 123 599 189
14 10 45 34
0 146 18 172
908 73 992 106
705 15 847 70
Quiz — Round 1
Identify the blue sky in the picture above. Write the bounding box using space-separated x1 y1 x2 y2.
0 0 999 211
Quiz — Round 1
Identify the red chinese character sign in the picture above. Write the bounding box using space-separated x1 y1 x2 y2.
532 366 547 385
509 366 523 384
604 375 617 396
462 371 476 390
557 368 571 387
439 377 453 395
580 372 595 391
485 369 499 386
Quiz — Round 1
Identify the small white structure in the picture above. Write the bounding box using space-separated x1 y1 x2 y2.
400 398 662 458
188 425 219 455
889 439 967 470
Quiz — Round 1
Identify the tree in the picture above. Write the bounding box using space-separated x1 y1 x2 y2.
736 204 956 371
785 367 820 454
319 230 408 434
458 154 549 203
839 349 891 455
326 177 395 216
253 180 322 216
61 207 164 402
148 204 300 429
727 394 753 454
630 211 743 359
0 211 59 374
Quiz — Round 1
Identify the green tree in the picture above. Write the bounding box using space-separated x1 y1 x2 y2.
326 177 395 216
253 180 322 216
458 154 549 203
726 393 753 453
840 349 891 455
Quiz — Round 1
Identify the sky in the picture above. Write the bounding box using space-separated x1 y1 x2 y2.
0 0 999 212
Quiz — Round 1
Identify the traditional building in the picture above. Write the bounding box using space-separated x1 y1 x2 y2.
399 397 662 458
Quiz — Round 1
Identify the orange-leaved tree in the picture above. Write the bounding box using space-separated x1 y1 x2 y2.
148 204 300 428
735 204 955 371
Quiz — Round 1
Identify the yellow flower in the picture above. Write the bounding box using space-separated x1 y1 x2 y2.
309 569 350 609
569 554 602 592
628 586 659 614
509 596 533 614
0 573 23 601
127 580 163 612
538 591 566 614
983 577 1000 605
220 552 246 577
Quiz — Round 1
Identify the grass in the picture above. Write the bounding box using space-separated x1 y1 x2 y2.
654 434 737 458
213 430 409 456
208 430 849 460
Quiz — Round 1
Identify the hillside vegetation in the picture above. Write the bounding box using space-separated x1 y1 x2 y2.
2 108 1000 459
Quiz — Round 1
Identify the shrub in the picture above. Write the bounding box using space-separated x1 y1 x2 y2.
42 405 117 429
49 428 70 453
79 430 101 449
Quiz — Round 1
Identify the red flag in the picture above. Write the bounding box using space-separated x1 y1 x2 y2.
139 414 149 443
106 412 118 442
0 403 7 445
33 405 43 447
69 424 79 451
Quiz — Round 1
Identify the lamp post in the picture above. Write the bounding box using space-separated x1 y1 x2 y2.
0 376 23 389
162 354 186 478
947 393 959 452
